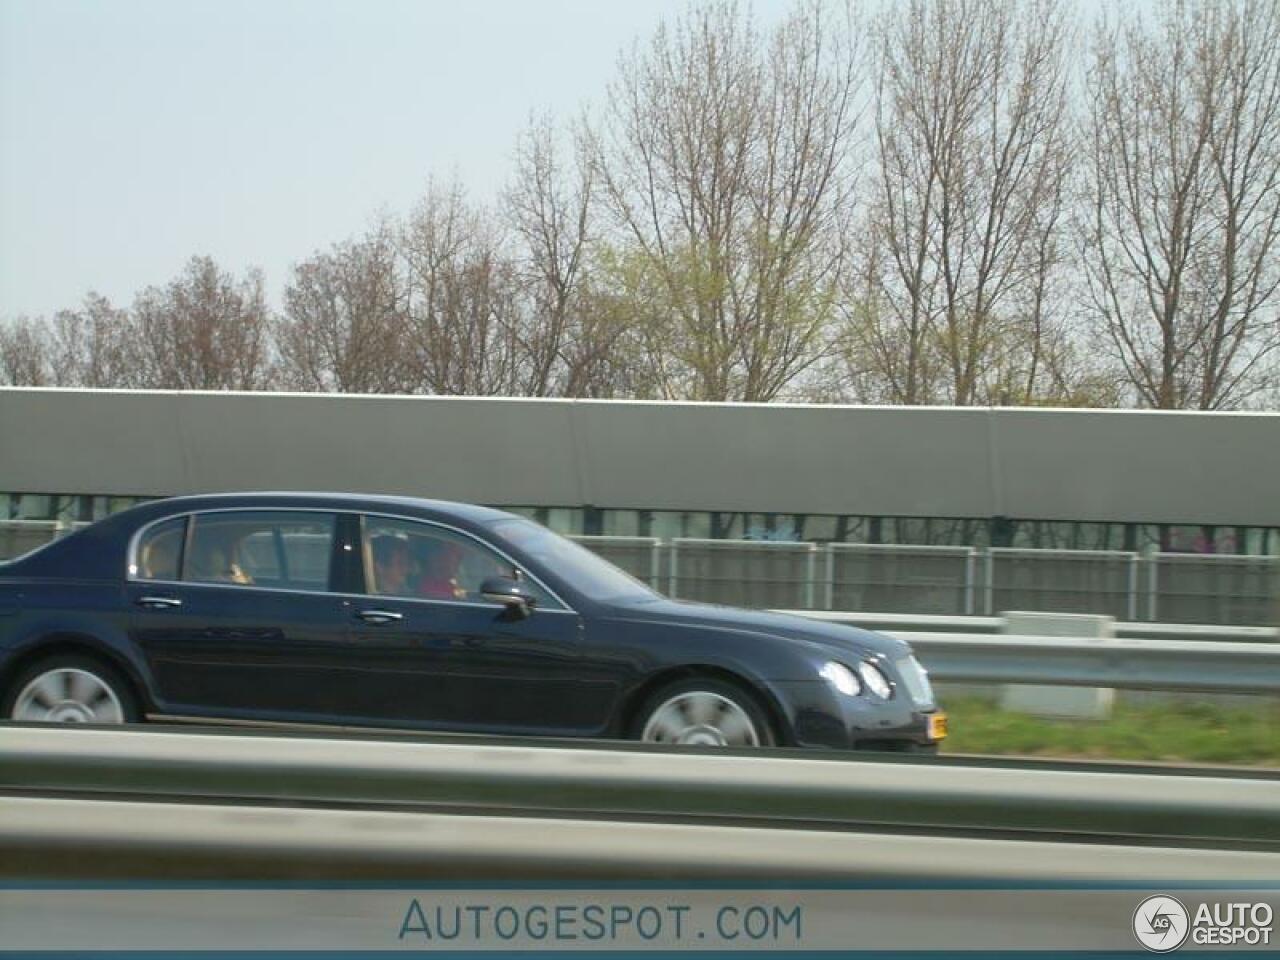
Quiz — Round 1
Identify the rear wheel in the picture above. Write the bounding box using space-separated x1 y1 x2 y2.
3 655 138 724
632 678 775 747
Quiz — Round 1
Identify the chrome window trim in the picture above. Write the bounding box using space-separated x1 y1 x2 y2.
121 575 580 615
358 513 374 596
124 513 189 583
127 504 575 614
128 507 338 590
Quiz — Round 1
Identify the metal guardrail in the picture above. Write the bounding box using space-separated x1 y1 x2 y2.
6 795 1279 883
891 632 1280 694
783 609 1280 643
3 727 1278 846
1 726 1278 882
779 611 1280 694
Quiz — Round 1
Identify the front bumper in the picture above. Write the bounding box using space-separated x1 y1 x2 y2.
772 679 947 752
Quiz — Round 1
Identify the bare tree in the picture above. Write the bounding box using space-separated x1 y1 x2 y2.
1082 0 1280 409
504 115 630 397
0 317 53 386
48 293 140 388
587 0 863 402
133 256 274 391
844 0 1075 406
505 115 586 396
277 223 412 393
400 183 526 395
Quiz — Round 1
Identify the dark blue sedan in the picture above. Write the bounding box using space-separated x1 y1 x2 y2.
0 493 946 752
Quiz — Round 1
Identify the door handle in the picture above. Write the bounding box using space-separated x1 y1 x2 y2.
356 609 404 624
136 595 183 610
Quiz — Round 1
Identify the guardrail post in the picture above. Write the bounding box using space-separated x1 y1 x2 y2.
1148 555 1159 622
964 550 976 616
804 546 816 610
983 549 994 616
998 612 1116 719
824 544 835 611
668 541 679 599
1127 554 1138 623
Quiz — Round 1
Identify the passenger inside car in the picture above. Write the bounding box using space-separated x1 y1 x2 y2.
371 534 413 596
188 531 253 585
138 533 180 581
414 537 467 601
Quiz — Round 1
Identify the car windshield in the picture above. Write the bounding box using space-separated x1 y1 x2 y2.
486 518 657 604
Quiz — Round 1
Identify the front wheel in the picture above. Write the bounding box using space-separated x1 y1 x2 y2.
632 678 775 747
4 655 138 724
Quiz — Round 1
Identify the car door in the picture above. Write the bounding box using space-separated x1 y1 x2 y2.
345 515 598 734
126 509 355 721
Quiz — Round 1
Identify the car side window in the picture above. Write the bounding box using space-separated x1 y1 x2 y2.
185 512 337 592
132 516 187 581
361 516 555 608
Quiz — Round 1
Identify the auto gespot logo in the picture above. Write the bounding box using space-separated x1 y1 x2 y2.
1133 895 1274 952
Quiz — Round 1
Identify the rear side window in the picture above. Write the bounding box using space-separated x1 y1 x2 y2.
132 516 187 581
185 512 336 592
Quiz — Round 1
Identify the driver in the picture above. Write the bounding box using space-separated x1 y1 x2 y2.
415 538 467 601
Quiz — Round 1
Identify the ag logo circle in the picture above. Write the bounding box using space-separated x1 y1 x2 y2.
1133 895 1190 952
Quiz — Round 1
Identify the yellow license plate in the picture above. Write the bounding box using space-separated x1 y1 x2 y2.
927 713 949 740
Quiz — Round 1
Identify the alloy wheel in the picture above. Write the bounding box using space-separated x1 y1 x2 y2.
11 668 126 723
640 690 761 746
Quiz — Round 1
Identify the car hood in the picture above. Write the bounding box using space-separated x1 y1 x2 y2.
609 597 911 662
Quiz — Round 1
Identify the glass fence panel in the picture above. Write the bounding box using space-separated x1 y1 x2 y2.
1151 554 1280 626
987 549 1138 619
671 539 818 609
0 521 63 561
830 544 975 615
568 536 664 589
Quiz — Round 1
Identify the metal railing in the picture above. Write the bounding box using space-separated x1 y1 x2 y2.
784 609 1280 644
827 543 976 615
0 520 67 561
887 631 1280 694
1150 552 1280 625
6 523 1277 626
7 725 1277 844
8 793 1276 883
986 548 1139 621
667 538 820 609
773 610 1280 692
570 534 663 588
2 726 1278 883
566 536 1280 627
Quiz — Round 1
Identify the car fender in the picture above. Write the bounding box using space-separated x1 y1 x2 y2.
0 585 157 709
597 617 833 742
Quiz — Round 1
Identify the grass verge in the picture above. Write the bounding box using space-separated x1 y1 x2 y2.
939 695 1280 767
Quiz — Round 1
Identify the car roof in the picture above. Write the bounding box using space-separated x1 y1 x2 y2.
138 492 517 525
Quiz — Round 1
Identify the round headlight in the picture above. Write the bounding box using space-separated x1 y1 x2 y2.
857 660 893 699
819 661 861 696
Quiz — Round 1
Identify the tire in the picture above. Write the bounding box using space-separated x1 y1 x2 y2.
3 654 139 724
630 676 776 748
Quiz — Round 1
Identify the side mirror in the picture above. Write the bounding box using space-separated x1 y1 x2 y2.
480 576 537 618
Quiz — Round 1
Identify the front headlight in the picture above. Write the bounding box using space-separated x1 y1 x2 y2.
857 660 893 699
819 661 861 696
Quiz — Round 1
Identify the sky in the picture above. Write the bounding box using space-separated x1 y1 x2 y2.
1 0 1141 320
0 0 796 318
